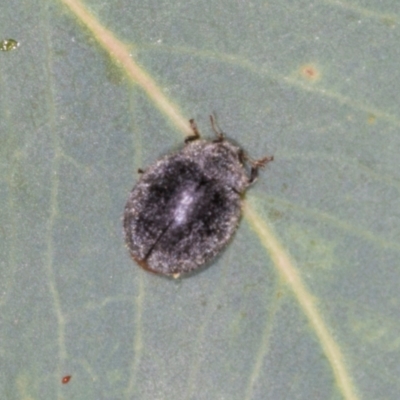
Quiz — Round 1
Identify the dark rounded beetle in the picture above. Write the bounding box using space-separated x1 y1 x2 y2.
123 116 273 277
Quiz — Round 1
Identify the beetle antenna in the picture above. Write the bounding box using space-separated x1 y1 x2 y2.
210 115 224 142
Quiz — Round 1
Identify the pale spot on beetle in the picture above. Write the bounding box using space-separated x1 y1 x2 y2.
173 187 197 225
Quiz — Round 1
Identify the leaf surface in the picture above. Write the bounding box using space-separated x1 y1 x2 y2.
1 1 399 399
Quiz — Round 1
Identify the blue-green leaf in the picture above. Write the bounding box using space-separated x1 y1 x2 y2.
1 1 399 399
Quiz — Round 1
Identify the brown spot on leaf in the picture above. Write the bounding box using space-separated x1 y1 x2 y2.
367 113 376 124
62 375 72 384
300 64 321 82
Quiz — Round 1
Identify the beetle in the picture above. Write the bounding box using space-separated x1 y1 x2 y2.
123 116 273 277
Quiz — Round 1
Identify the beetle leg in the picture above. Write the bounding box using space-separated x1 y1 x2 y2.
248 155 274 184
185 119 201 143
210 115 224 142
238 149 246 164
